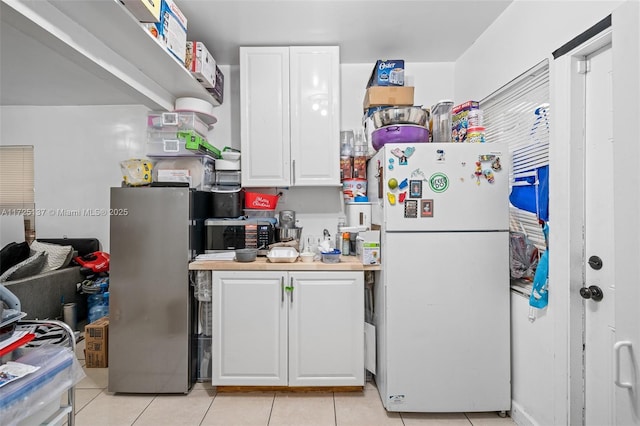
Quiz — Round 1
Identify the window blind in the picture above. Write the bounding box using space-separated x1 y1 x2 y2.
0 146 35 211
481 60 550 250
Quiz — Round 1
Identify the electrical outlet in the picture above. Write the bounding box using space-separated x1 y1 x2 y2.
278 188 288 205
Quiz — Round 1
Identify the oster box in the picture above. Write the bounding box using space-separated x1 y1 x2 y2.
367 60 405 87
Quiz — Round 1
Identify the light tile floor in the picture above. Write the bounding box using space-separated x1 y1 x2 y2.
73 340 516 426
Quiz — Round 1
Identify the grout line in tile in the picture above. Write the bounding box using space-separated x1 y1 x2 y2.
266 391 276 425
197 391 216 426
130 394 158 425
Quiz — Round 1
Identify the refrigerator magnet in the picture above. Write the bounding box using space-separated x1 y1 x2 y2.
436 149 446 162
404 200 418 218
421 199 434 217
409 180 422 198
428 173 449 193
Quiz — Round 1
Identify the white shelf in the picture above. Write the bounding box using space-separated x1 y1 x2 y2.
0 0 218 110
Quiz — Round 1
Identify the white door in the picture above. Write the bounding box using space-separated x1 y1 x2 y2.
240 47 290 187
611 2 640 423
288 271 364 386
212 271 288 386
584 44 616 426
289 46 341 186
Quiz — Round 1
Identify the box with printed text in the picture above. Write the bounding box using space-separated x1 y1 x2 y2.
146 0 188 64
367 60 405 87
185 41 217 89
85 316 109 368
356 231 381 266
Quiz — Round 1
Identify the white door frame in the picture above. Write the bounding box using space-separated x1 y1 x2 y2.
551 2 640 424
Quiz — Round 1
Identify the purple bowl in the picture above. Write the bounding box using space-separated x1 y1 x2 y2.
371 125 429 150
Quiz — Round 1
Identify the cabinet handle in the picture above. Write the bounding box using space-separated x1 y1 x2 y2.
281 277 284 303
292 160 296 185
290 276 294 303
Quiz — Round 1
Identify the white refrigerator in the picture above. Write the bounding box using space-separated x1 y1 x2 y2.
366 142 511 413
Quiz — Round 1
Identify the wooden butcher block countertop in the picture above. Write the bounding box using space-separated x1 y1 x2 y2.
189 255 380 271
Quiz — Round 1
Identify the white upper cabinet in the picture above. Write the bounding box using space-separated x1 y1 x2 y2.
240 46 340 187
0 0 216 110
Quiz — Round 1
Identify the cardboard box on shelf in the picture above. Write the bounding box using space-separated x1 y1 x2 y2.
356 231 381 266
363 86 414 110
367 60 405 87
121 0 161 22
85 316 109 368
186 41 216 89
146 0 188 64
205 65 224 104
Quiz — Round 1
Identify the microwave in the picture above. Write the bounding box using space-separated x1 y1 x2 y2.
205 219 275 252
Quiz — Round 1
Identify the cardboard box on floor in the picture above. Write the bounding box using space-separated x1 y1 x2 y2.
85 316 109 368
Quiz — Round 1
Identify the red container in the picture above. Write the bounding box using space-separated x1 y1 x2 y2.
245 192 279 210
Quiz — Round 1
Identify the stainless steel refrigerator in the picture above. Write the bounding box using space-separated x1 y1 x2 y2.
108 186 210 393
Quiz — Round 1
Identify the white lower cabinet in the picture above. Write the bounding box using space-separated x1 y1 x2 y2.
212 270 364 386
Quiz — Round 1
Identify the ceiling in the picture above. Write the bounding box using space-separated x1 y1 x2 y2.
178 0 514 65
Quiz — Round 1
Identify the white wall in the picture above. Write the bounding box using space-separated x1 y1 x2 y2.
0 105 148 252
454 1 624 425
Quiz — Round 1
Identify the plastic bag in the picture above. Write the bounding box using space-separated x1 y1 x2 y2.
120 159 153 186
509 232 539 280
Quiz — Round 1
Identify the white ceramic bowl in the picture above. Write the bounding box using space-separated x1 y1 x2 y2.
221 151 241 161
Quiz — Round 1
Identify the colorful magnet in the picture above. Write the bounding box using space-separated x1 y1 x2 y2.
421 199 434 217
404 200 418 218
403 147 415 158
479 154 496 162
391 148 404 158
474 161 482 185
492 157 502 171
388 178 399 190
387 192 396 205
388 164 394 170
483 169 495 183
409 180 422 198
398 178 409 190
399 192 407 203
429 172 449 193
436 149 445 162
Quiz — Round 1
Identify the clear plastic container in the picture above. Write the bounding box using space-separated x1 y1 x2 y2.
153 156 215 190
431 100 454 142
147 111 210 136
321 249 342 263
147 129 220 158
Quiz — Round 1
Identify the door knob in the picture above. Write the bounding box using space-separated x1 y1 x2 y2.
588 255 603 270
580 285 604 302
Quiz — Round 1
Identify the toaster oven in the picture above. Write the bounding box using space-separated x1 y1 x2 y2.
205 219 275 252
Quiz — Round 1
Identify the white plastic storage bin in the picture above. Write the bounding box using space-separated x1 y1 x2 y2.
152 156 215 190
147 111 211 135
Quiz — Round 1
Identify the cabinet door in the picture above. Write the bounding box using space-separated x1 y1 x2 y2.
212 271 288 386
240 47 290 187
289 46 341 186
288 271 364 386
